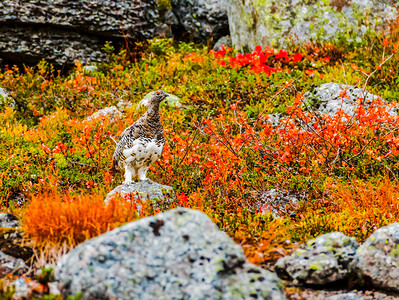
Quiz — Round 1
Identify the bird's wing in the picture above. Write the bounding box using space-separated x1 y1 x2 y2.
113 122 142 163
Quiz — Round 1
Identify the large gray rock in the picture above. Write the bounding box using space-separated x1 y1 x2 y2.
350 222 399 292
0 0 174 66
275 232 359 285
55 208 285 299
227 0 398 51
171 0 229 43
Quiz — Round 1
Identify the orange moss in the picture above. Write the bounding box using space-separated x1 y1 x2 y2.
22 192 138 246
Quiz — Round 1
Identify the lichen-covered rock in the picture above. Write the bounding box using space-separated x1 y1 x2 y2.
302 82 397 118
0 87 15 110
0 0 174 66
86 106 122 122
104 180 174 206
55 208 285 299
268 82 397 127
171 0 229 43
350 223 399 292
275 232 359 285
227 0 398 51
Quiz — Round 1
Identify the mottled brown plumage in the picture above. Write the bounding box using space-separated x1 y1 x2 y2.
113 90 168 182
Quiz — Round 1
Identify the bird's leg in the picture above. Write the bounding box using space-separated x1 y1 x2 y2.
137 167 150 181
123 166 135 184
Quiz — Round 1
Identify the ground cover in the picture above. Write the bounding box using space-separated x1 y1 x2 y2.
0 33 398 280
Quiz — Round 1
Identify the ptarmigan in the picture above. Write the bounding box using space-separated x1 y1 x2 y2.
113 90 169 183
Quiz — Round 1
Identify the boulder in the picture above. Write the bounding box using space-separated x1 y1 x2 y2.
55 208 285 299
171 0 229 43
104 180 174 206
0 0 174 66
226 0 398 51
275 232 359 285
350 222 399 292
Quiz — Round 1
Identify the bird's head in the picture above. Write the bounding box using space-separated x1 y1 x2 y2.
151 90 169 105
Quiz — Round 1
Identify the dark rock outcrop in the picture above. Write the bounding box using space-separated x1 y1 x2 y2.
0 0 172 66
0 0 229 67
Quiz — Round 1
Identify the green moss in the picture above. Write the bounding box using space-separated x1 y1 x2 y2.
156 0 171 10
390 244 399 258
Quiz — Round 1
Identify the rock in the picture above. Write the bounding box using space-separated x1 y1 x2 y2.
350 222 399 292
171 0 229 43
86 106 122 122
268 82 397 126
12 278 30 299
0 1 174 66
82 65 98 74
213 35 232 51
55 208 285 299
0 250 28 278
275 232 359 285
302 83 397 119
0 214 19 229
226 0 398 51
116 99 134 112
0 228 34 267
0 87 15 110
252 188 306 218
324 292 364 300
139 91 183 108
104 180 174 206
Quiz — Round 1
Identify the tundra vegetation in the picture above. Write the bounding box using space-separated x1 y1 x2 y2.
0 26 398 295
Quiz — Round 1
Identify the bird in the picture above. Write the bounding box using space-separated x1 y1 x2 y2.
112 90 169 183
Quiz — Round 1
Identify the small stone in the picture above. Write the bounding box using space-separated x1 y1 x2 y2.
104 180 174 207
86 106 122 122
